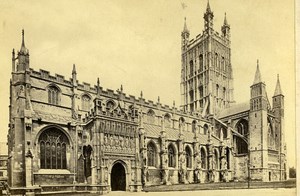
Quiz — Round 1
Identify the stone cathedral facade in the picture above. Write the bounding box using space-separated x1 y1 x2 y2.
7 2 287 195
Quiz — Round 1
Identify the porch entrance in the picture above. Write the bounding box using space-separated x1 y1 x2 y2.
111 162 126 191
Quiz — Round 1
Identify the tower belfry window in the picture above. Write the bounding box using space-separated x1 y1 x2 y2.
190 60 194 76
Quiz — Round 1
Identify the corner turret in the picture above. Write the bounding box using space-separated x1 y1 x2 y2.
16 29 30 71
204 0 214 35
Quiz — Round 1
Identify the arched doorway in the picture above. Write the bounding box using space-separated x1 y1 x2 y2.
111 162 126 191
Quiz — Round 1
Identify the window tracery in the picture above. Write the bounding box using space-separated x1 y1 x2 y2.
39 127 69 169
168 144 175 167
147 142 156 167
48 85 60 105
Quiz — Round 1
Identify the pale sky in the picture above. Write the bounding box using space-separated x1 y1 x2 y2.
0 0 295 167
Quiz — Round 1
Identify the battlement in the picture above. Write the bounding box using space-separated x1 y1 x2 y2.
29 67 202 121
186 30 229 51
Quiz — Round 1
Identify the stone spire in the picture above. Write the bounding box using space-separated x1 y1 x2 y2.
253 59 262 84
274 74 283 96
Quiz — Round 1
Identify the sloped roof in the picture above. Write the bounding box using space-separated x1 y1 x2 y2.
218 102 250 119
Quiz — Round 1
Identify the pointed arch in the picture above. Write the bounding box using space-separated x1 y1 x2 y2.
185 145 192 168
146 109 155 124
168 143 177 168
200 146 207 169
47 84 61 105
164 113 171 128
192 120 197 133
203 124 209 135
81 93 92 111
147 140 157 167
179 117 185 130
38 126 70 169
235 119 249 154
214 148 220 170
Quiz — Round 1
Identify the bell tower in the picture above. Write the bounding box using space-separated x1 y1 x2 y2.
249 60 269 181
180 1 233 116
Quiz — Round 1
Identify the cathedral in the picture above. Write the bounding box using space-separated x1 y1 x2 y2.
7 2 287 195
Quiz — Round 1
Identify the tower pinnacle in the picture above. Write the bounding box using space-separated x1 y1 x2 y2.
253 59 262 84
183 17 189 33
224 12 228 26
20 29 28 54
72 64 77 74
206 0 212 13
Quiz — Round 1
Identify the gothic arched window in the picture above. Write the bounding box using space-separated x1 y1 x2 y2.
48 85 60 105
203 124 208 135
147 109 155 124
147 142 156 167
215 53 219 69
185 146 192 168
164 113 171 128
199 54 203 72
83 145 92 179
216 84 219 97
214 149 219 170
201 147 207 169
168 144 176 168
39 127 69 169
190 60 194 76
235 119 249 154
226 147 230 169
106 100 115 111
192 120 197 133
179 117 185 131
82 94 91 111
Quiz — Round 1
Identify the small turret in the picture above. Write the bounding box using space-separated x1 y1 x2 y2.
204 0 214 34
221 13 230 38
181 17 190 51
72 64 77 87
16 29 30 71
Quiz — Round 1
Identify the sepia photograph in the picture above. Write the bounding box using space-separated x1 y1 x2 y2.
0 0 296 195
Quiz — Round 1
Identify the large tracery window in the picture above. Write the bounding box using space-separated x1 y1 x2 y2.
147 142 156 167
235 119 249 154
39 127 69 169
185 146 192 168
168 144 176 168
82 94 91 111
48 85 60 105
